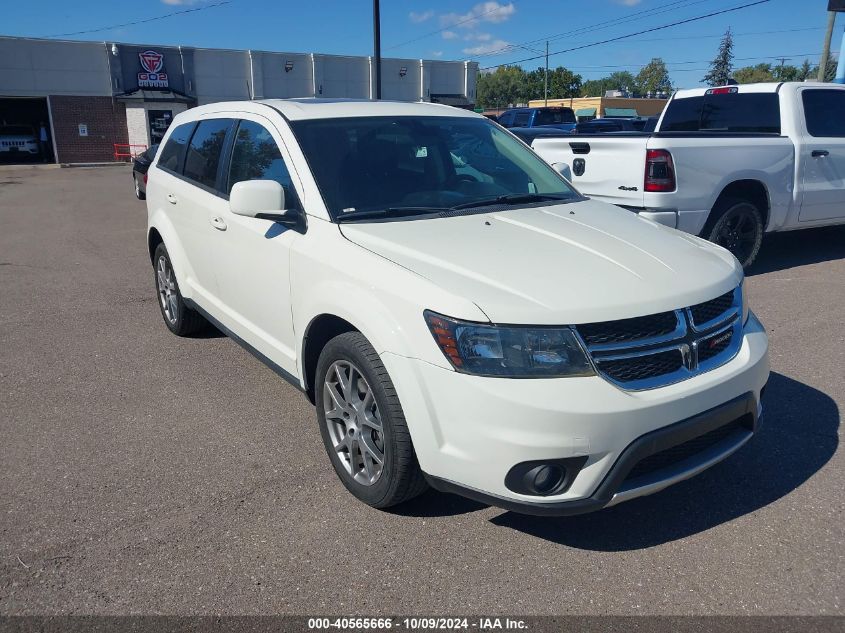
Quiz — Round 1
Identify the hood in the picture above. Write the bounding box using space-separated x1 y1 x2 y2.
340 199 742 325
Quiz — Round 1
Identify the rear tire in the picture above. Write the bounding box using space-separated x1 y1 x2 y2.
315 332 428 509
701 197 764 269
153 243 207 336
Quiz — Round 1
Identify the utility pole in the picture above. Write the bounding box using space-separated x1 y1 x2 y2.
373 0 382 99
544 41 549 106
819 10 836 82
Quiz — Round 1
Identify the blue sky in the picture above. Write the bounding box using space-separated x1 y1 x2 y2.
2 0 839 88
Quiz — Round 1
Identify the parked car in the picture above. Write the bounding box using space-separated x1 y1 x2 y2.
132 144 158 200
146 99 769 516
497 106 577 131
530 82 845 267
572 117 658 134
0 125 40 160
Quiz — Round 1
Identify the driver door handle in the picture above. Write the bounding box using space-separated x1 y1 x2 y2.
210 216 227 231
812 149 829 158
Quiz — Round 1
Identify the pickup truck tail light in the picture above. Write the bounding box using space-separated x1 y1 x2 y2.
143 172 148 185
644 149 675 192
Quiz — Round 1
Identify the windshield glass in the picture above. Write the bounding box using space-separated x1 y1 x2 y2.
290 116 577 220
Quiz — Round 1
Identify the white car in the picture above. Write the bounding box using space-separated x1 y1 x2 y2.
146 99 769 515
531 82 845 268
0 125 40 159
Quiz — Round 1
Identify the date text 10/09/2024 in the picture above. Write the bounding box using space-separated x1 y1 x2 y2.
307 617 528 630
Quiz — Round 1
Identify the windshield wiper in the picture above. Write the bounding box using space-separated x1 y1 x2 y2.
336 206 450 223
450 193 572 210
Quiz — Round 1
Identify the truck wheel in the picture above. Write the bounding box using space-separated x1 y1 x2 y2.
315 332 428 509
153 243 207 336
702 197 764 268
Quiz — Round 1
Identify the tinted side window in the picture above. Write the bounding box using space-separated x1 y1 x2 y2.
803 89 845 137
227 120 298 206
498 112 514 127
514 111 530 127
183 119 233 189
157 123 194 172
661 93 780 133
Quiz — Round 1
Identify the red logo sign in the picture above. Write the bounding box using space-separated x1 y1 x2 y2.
139 50 164 74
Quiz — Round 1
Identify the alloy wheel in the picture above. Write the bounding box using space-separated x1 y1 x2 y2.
323 360 385 486
713 206 759 265
156 255 178 325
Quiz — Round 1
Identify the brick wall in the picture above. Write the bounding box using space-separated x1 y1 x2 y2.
49 96 128 163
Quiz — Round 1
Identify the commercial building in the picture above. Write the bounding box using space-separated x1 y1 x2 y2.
0 36 479 164
527 95 668 121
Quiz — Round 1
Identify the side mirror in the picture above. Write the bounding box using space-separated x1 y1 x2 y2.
229 180 302 227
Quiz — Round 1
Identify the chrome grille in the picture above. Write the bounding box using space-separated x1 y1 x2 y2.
573 286 743 391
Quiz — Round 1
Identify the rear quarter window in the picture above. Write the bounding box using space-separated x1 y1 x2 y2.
802 89 845 137
183 119 234 190
157 123 194 173
661 93 781 134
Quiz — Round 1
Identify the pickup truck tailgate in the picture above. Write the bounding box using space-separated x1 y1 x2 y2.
532 134 647 208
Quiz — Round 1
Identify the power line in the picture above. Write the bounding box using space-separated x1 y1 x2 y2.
41 1 231 38
480 0 772 70
475 0 715 60
558 52 823 71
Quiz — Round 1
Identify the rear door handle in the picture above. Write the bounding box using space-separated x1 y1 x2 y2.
166 193 178 204
210 216 227 231
812 150 829 158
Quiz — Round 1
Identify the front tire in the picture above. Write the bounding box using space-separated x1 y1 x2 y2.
701 197 764 268
315 332 427 509
153 243 207 336
134 174 146 200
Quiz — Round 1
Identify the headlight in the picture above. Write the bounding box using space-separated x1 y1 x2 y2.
741 279 750 324
424 311 595 378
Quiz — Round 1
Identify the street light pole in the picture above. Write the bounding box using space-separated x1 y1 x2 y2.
544 41 549 106
373 0 382 99
819 10 836 82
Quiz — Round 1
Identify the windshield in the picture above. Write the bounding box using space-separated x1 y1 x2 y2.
290 116 578 220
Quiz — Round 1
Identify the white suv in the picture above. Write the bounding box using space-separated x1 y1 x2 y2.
146 99 769 516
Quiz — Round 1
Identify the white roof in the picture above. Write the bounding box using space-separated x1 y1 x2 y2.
673 81 841 99
258 98 480 121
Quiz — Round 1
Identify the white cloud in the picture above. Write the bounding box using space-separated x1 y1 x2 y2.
409 10 434 23
464 32 492 41
441 30 458 40
463 39 510 56
614 0 643 5
441 2 515 29
431 51 444 58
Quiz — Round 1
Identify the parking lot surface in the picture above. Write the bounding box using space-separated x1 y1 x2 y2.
0 166 842 615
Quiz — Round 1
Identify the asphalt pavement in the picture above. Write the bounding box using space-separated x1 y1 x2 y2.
0 165 842 616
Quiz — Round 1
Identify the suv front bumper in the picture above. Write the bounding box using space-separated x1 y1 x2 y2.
381 311 769 515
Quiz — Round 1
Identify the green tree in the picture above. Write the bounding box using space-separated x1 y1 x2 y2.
635 58 672 95
733 63 774 84
772 63 800 82
476 66 528 108
797 59 813 81
812 51 838 82
703 28 734 86
548 67 583 99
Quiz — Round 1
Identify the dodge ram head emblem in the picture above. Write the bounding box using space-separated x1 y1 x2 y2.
573 158 585 176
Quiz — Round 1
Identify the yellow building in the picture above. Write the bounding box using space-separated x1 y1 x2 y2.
527 96 668 120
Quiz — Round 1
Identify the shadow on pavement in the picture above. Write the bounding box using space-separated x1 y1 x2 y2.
748 225 845 276
391 488 488 517
490 372 838 550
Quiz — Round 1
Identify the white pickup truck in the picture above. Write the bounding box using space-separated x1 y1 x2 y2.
531 82 845 267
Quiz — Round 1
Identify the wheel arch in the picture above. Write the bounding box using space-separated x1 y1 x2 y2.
712 179 771 231
301 313 360 404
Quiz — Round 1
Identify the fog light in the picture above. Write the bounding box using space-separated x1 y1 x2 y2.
524 464 565 495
